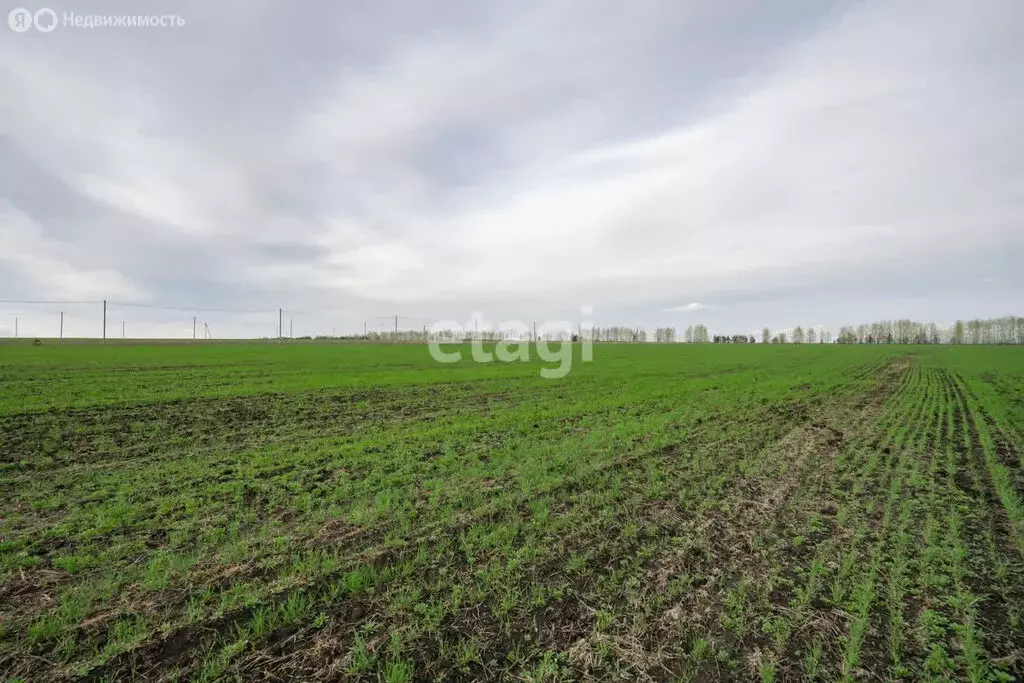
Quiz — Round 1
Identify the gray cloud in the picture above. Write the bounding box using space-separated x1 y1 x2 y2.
2 0 1022 338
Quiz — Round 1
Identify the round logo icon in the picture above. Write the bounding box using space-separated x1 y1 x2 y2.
8 7 33 32
33 7 57 32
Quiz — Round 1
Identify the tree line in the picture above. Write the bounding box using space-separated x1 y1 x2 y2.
308 315 1023 344
654 315 1024 344
750 316 1024 345
834 316 1024 344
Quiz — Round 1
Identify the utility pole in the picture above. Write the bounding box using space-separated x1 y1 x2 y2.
278 308 283 341
14 317 17 339
122 321 125 339
394 315 398 334
533 321 537 342
289 318 293 338
60 311 63 342
102 300 107 342
193 316 197 340
363 321 367 337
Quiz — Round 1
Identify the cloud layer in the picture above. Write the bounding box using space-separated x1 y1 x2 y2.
2 0 1022 337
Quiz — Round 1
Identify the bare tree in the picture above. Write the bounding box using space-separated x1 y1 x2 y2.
654 327 677 343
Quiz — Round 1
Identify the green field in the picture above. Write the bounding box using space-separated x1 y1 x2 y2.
1 343 1022 681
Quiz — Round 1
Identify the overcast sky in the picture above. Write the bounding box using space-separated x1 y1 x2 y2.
2 0 1022 339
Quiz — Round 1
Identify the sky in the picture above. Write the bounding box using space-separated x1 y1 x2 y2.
1 0 1023 339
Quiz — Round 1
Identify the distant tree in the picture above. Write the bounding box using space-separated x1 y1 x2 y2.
969 319 983 344
654 327 677 343
692 324 710 343
761 327 771 344
807 328 817 344
821 316 1024 345
951 320 966 344
793 326 805 344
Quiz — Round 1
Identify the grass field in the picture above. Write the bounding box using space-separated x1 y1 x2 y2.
1 342 1022 681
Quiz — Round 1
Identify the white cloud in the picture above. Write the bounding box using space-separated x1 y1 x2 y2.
0 0 1021 337
0 200 147 301
664 303 714 313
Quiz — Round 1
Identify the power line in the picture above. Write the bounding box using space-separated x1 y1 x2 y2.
0 299 101 305
278 310 396 319
107 301 278 314
2 299 436 320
